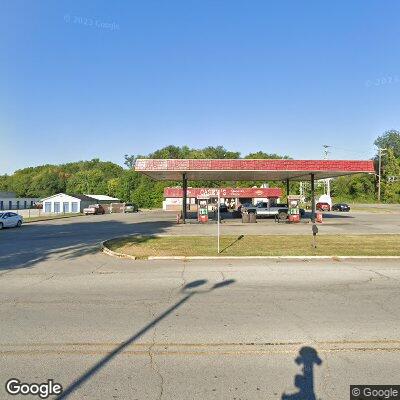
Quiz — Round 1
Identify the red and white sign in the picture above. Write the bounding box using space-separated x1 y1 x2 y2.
164 187 282 198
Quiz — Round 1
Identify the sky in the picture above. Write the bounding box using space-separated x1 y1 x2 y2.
2 0 400 174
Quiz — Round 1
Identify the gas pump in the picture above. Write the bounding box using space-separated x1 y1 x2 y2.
287 195 301 223
197 196 209 223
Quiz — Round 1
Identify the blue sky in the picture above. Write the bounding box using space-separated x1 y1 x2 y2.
2 1 400 174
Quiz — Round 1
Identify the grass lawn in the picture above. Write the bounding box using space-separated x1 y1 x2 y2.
24 213 83 223
106 234 400 258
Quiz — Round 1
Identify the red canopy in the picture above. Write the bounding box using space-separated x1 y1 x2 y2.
135 159 375 181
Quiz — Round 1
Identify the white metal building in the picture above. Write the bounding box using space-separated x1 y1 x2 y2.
0 191 39 211
41 194 96 214
40 193 122 213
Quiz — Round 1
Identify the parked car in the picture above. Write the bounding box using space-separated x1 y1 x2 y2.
316 202 331 211
237 203 252 212
332 203 350 212
124 203 138 213
219 204 228 213
83 204 105 215
0 212 23 229
243 201 289 220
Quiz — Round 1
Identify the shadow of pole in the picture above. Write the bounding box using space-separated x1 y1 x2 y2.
220 234 244 253
282 346 322 400
56 279 235 399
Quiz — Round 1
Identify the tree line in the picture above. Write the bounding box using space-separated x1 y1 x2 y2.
1 131 399 207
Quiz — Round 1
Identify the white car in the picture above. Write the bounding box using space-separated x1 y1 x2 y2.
0 212 23 229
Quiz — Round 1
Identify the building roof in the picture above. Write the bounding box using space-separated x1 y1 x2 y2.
41 193 121 202
70 194 98 201
41 193 97 202
84 194 120 201
135 159 375 181
0 192 16 198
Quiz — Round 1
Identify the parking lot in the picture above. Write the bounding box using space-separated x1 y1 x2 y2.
0 210 400 399
1 209 400 271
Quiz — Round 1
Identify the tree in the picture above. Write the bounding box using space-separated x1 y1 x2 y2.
330 174 375 202
244 151 290 159
7 142 392 206
381 148 400 202
29 168 67 197
0 175 11 192
124 154 136 169
66 170 108 194
374 130 400 158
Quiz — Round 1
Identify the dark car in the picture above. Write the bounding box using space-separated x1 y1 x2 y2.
316 202 331 211
332 203 350 212
219 204 228 213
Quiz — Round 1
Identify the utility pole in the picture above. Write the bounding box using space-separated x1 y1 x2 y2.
217 190 220 254
377 147 387 202
323 145 331 196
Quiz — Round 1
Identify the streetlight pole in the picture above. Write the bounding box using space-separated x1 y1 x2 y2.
217 190 220 254
377 147 387 202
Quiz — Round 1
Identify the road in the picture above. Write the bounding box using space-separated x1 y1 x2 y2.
1 213 400 399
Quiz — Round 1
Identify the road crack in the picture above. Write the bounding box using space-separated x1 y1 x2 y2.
147 306 164 400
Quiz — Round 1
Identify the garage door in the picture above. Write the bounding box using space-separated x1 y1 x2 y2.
71 202 78 213
63 202 69 213
44 202 51 213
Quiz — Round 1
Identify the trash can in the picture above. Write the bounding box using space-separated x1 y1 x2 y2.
249 212 257 223
242 212 250 223
288 214 300 223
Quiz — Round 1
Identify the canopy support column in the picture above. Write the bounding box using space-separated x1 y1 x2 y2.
311 173 315 223
182 173 187 223
286 178 290 201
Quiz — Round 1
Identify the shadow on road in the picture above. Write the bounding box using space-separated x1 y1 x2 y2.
0 218 175 271
317 212 354 219
282 346 322 400
55 278 236 399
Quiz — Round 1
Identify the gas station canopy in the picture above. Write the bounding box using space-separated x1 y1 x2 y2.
135 159 375 181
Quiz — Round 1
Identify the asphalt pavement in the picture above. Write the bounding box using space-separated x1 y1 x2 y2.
0 212 399 399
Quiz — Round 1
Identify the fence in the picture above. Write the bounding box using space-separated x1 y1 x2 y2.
102 203 126 214
0 208 82 218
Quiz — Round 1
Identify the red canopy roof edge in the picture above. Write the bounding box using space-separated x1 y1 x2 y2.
136 159 375 172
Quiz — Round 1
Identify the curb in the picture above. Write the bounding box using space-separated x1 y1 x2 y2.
101 239 137 260
24 214 84 224
148 255 400 260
